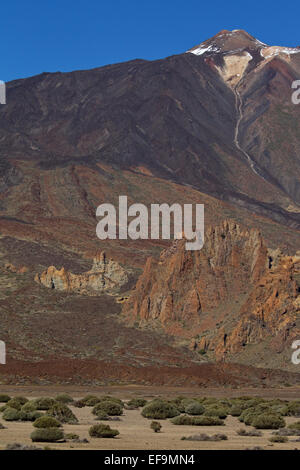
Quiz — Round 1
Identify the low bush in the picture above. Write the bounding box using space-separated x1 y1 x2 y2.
185 402 205 416
65 433 80 440
182 433 227 441
230 406 243 417
46 403 78 424
95 411 110 421
272 428 299 437
252 413 285 430
84 397 101 407
239 409 261 426
21 401 38 412
55 394 74 404
33 416 62 428
13 396 28 405
203 406 228 419
2 408 22 421
288 421 300 431
6 399 22 410
89 424 119 438
171 415 224 426
236 428 262 437
99 396 124 407
127 398 147 409
34 397 56 411
73 400 86 408
150 421 162 433
269 435 288 443
0 395 10 403
141 400 179 420
93 401 123 417
18 411 43 422
285 401 300 417
31 428 64 443
2 408 42 422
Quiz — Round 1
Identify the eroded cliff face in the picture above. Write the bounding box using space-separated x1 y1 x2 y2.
35 252 129 295
122 221 300 366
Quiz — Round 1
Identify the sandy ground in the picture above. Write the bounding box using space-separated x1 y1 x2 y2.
1 407 300 451
0 386 300 450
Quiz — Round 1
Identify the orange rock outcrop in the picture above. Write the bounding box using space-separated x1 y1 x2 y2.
122 221 300 364
35 252 129 295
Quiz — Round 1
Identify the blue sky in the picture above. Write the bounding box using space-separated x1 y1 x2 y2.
1 0 300 82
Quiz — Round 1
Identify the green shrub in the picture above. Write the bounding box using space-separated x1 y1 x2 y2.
202 398 219 405
33 416 62 428
13 396 28 405
236 428 262 437
34 397 56 410
288 421 300 431
190 416 224 426
95 411 109 421
0 394 10 403
82 394 99 404
150 421 162 433
2 407 42 422
238 408 261 425
6 399 22 410
286 401 300 417
203 406 228 419
171 415 224 426
93 401 123 417
89 424 119 438
73 400 86 408
46 403 78 424
230 406 243 417
252 414 285 430
141 400 179 420
85 397 101 407
185 402 205 416
2 407 21 421
21 401 38 412
269 435 288 443
31 428 64 443
65 433 79 440
182 433 228 441
19 411 43 422
127 398 147 408
99 396 124 407
55 393 73 404
180 398 198 411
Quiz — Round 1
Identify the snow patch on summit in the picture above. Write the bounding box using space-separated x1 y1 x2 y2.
190 44 220 56
261 46 300 59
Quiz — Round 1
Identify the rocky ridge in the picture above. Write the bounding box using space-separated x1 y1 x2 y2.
122 220 300 368
35 251 129 295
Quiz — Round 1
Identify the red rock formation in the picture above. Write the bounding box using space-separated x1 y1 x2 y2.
35 251 129 295
122 221 300 367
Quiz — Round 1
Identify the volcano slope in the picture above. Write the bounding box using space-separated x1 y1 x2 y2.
0 29 299 384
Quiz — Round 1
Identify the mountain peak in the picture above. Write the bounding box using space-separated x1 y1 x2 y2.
187 29 300 89
187 29 267 56
187 29 300 60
